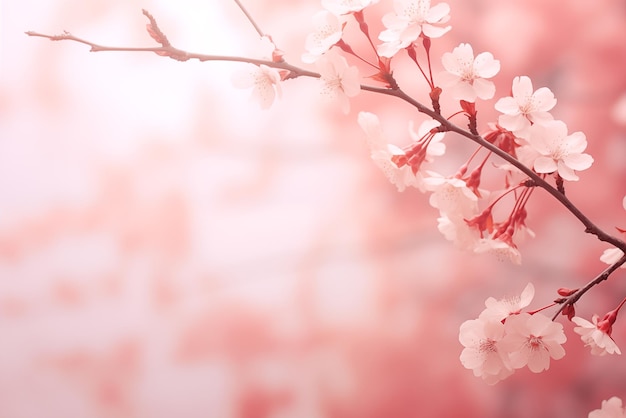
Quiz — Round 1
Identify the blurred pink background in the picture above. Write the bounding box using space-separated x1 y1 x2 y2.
2 0 626 417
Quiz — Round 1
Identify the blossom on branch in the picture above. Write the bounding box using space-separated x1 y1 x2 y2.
479 283 534 322
316 52 361 114
423 172 479 219
358 112 424 191
495 76 557 135
588 397 626 418
459 318 514 385
377 0 451 57
322 0 379 15
500 313 566 373
524 120 594 181
573 315 621 356
439 43 500 102
231 64 284 109
473 238 522 265
302 11 344 63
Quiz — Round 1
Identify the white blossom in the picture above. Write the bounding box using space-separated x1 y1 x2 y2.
573 315 621 356
322 0 379 15
495 76 556 135
588 397 626 418
459 318 514 385
302 11 344 63
526 120 593 181
500 313 566 373
358 112 424 191
479 283 534 322
316 52 360 114
377 0 451 57
439 43 500 102
231 64 283 109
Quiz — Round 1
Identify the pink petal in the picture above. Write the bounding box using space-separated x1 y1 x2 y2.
498 114 528 132
473 78 496 100
563 153 593 170
422 23 451 38
512 76 533 100
426 2 451 22
533 156 557 174
532 87 557 111
473 52 500 78
495 97 520 115
565 131 588 154
556 161 579 181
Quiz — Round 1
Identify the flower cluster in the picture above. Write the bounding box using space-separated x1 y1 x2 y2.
589 397 626 418
460 283 625 385
459 284 567 384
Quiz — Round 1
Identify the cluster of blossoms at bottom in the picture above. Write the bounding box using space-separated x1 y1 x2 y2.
589 397 626 418
459 283 623 385
459 283 566 384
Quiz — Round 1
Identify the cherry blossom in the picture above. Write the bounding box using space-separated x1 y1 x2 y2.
409 119 446 157
459 318 514 385
322 0 379 15
358 112 424 191
316 52 361 114
479 283 534 322
231 64 283 109
525 120 594 181
439 43 500 102
573 315 622 356
423 172 479 219
500 313 566 373
378 0 451 57
474 237 522 265
302 11 344 63
588 397 626 418
495 76 557 135
436 214 480 250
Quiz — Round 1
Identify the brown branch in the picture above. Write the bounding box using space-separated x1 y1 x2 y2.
552 253 626 320
25 30 319 79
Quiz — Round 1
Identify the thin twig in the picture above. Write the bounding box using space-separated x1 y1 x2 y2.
233 0 265 38
25 31 319 78
552 253 626 320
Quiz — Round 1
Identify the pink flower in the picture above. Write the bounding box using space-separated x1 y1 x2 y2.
459 318 514 385
473 238 522 265
439 43 500 102
423 172 479 219
573 315 621 356
322 0 379 15
495 76 556 134
436 214 480 250
378 0 451 57
500 313 566 373
588 397 626 418
231 64 283 109
302 11 344 63
358 112 423 191
525 120 594 181
479 283 534 322
316 52 360 114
